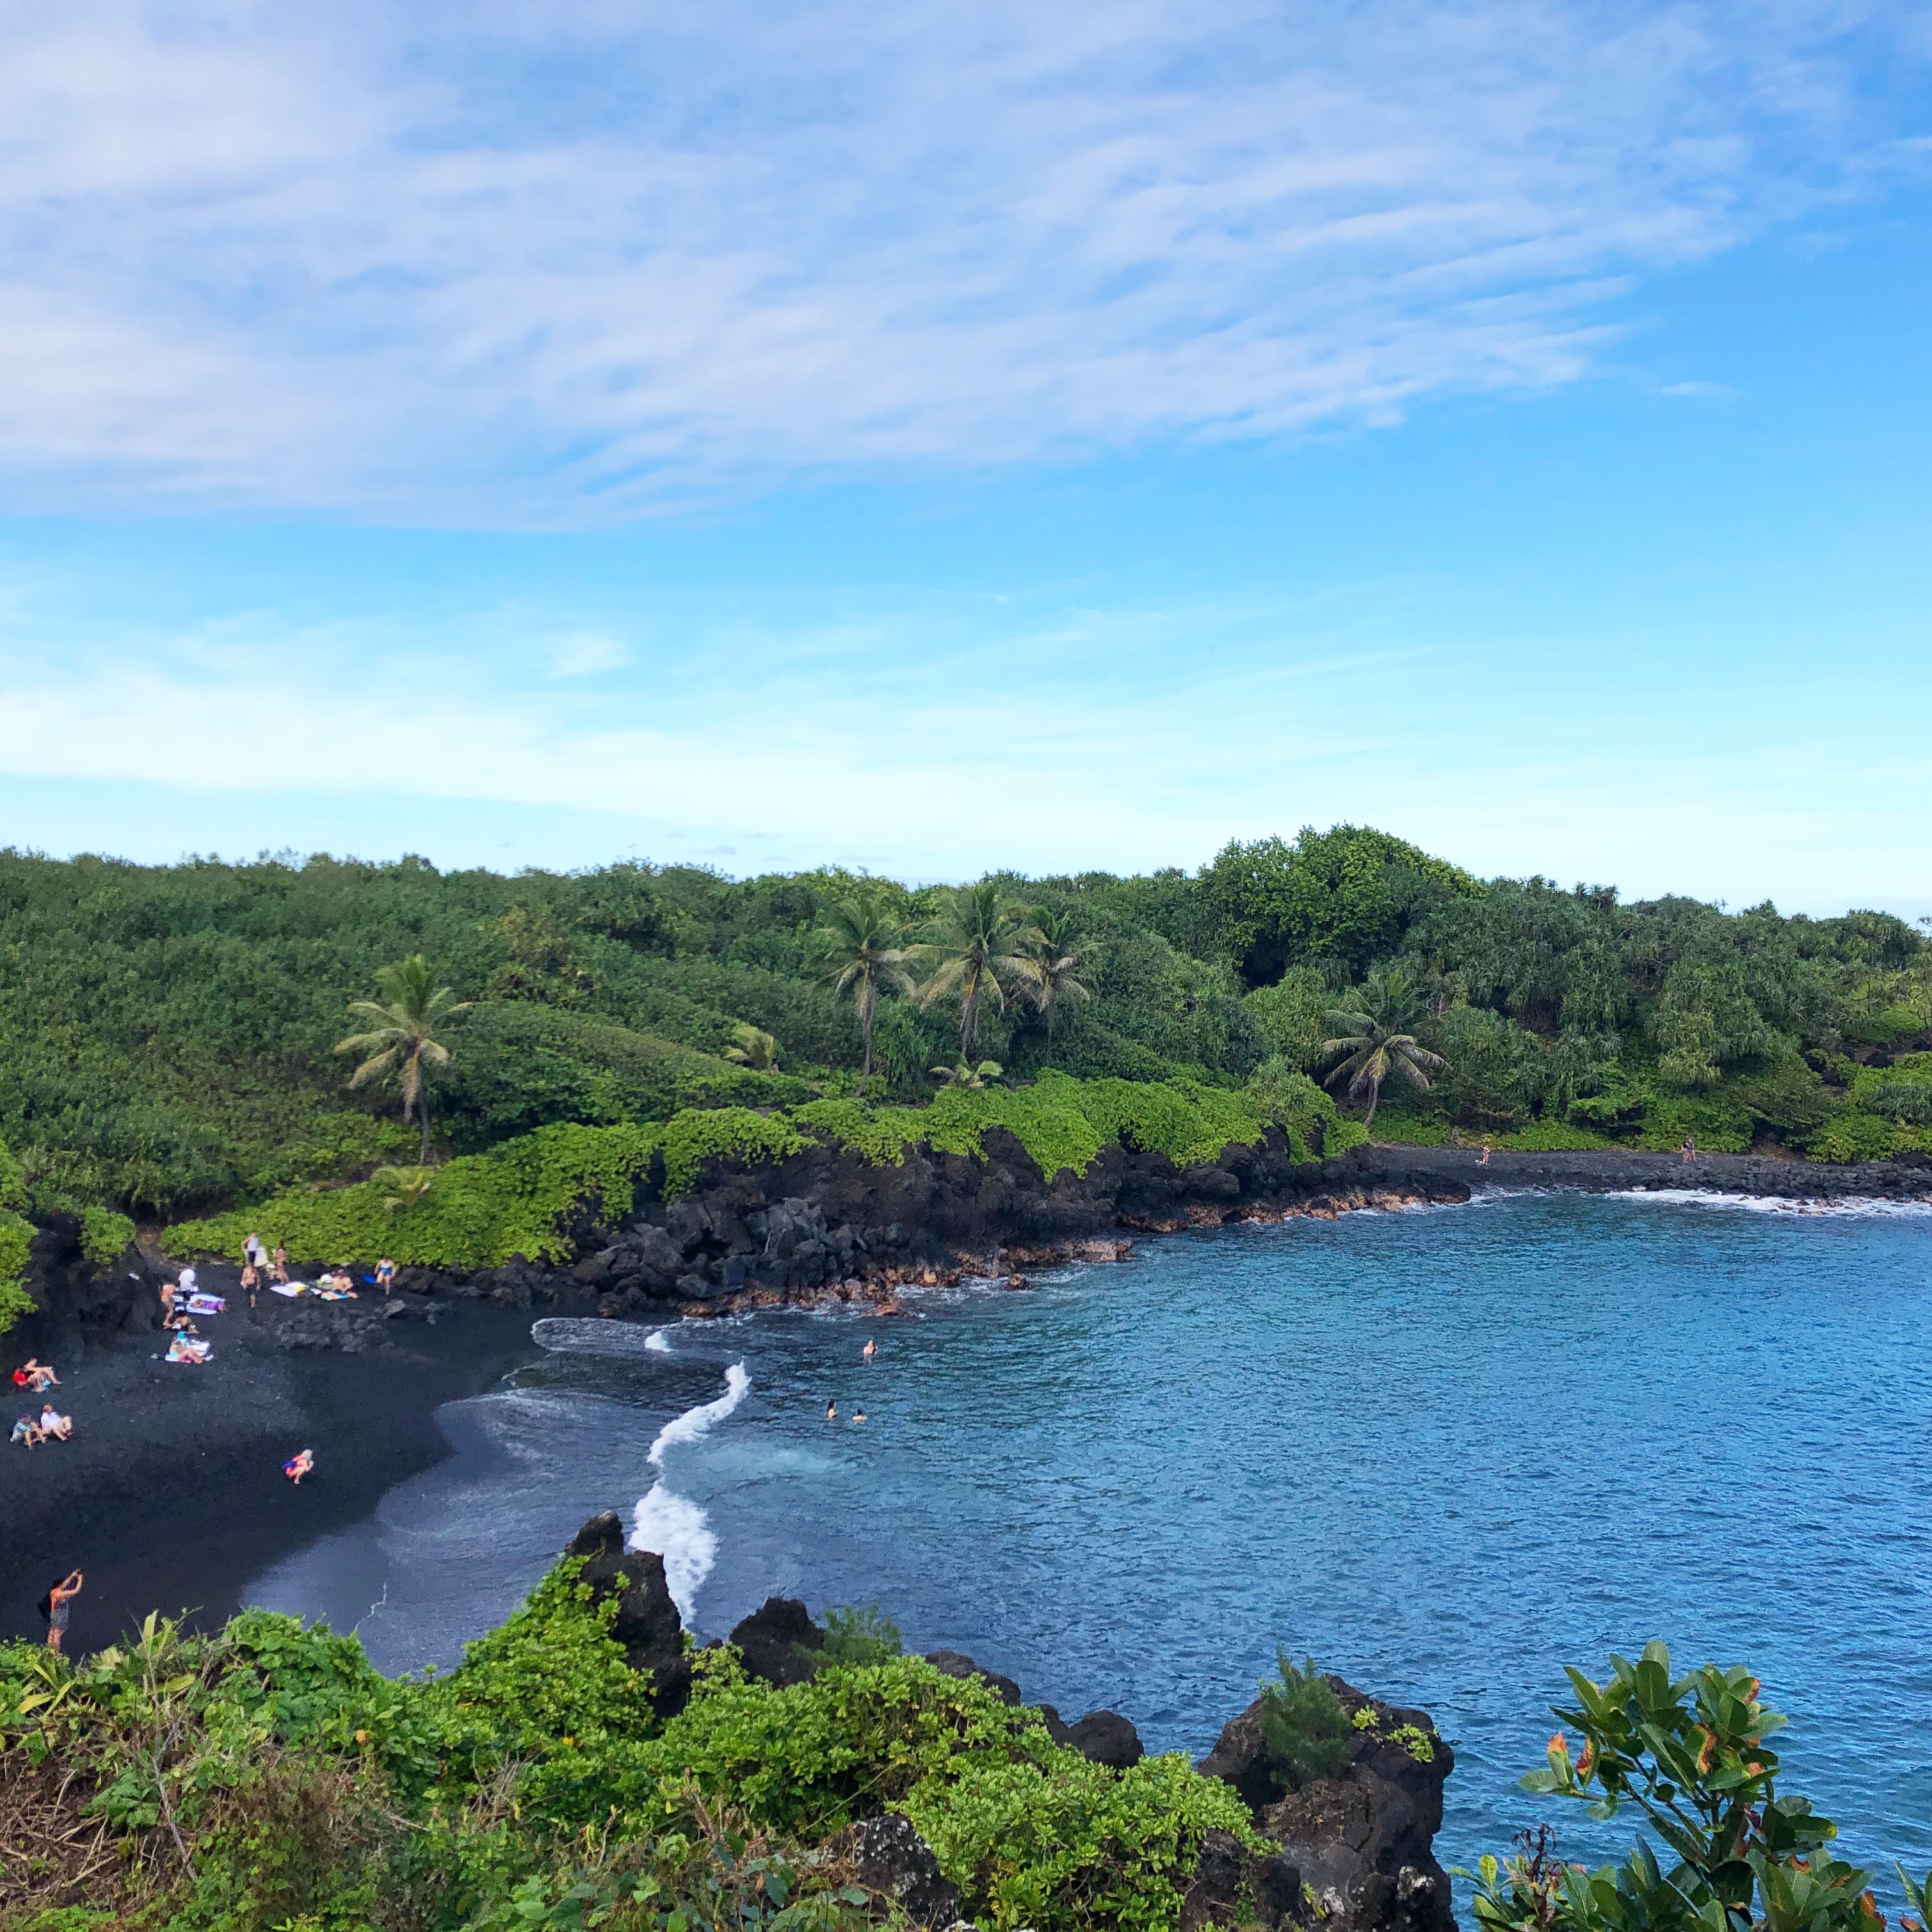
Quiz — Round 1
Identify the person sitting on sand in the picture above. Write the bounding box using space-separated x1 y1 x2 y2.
45 1570 83 1654
38 1406 71 1442
283 1449 314 1484
15 1359 59 1392
11 1415 45 1448
375 1257 396 1296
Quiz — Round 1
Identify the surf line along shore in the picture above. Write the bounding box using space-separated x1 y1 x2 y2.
10 1138 1931 1658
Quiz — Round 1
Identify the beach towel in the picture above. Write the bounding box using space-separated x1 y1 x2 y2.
269 1282 307 1298
186 1293 225 1315
165 1335 211 1364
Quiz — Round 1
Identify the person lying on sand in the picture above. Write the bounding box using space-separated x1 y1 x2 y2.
283 1449 314 1484
38 1407 71 1442
45 1570 83 1654
11 1415 46 1447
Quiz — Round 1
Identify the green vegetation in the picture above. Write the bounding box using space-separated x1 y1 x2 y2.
0 1553 1255 1931
335 955 473 1163
163 1075 1289 1269
0 829 1922 1273
1319 967 1447 1131
1467 1641 1877 1932
1255 1654 1353 1789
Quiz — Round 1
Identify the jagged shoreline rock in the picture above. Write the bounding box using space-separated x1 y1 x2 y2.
1196 1677 1456 1932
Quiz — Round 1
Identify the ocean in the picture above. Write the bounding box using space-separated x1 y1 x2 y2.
245 1187 1932 1893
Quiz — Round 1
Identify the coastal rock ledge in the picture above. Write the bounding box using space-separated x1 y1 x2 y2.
1195 1678 1456 1932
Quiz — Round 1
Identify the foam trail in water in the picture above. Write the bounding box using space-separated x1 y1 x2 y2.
629 1362 750 1619
646 1329 672 1353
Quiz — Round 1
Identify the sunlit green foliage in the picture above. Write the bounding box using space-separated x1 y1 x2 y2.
0 1547 1257 1932
1465 1642 1878 1932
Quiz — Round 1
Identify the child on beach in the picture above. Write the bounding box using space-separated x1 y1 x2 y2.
11 1415 45 1447
272 1246 289 1285
38 1406 71 1442
44 1571 83 1653
242 1260 259 1308
283 1449 314 1484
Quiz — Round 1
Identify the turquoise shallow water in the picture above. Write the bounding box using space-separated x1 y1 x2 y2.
250 1189 1932 1894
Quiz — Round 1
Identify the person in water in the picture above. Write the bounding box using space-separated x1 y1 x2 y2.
825 1401 837 1422
45 1570 83 1653
852 1407 867 1424
862 1337 878 1363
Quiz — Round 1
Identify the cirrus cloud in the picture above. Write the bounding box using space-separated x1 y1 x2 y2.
0 0 1921 520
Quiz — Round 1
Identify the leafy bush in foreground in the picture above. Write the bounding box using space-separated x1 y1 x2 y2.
1467 1642 1876 1932
0 1549 1255 1932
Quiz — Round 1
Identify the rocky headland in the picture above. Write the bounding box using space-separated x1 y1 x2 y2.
565 1509 1456 1932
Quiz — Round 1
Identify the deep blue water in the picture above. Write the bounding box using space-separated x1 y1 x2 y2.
250 1189 1932 1896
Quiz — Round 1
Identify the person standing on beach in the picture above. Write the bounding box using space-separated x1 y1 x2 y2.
241 1260 259 1308
158 1278 176 1321
179 1263 198 1299
45 1570 82 1653
1680 1138 1696 1164
245 1232 266 1271
376 1257 396 1296
271 1245 289 1285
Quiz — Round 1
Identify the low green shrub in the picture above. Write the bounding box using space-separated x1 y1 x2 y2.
816 1605 903 1666
1245 1059 1365 1161
165 1121 663 1268
1257 1653 1353 1788
1807 1111 1901 1163
0 1207 33 1335
79 1205 136 1266
1495 1120 1613 1152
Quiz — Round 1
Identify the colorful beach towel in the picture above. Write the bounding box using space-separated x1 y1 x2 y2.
186 1293 225 1315
268 1282 307 1298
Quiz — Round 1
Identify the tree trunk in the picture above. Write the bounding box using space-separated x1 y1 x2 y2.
419 1075 433 1163
860 977 874 1081
1362 1079 1380 1131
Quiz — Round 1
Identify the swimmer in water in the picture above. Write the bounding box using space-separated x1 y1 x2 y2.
863 1337 878 1363
826 1401 837 1422
852 1408 867 1424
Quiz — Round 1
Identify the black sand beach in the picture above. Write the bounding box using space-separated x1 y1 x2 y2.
0 1266 556 1659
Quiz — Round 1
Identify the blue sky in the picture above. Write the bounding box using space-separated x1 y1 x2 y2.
0 2 1928 916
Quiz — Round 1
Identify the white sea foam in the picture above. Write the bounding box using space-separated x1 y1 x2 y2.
531 1316 675 1358
628 1361 751 1619
1605 1187 1932 1218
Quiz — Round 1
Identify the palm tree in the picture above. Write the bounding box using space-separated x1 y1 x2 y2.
335 956 471 1161
814 888 913 1079
722 1021 779 1071
1319 966 1447 1131
912 881 1038 1057
931 1058 1002 1090
373 1164 437 1214
1017 906 1095 1054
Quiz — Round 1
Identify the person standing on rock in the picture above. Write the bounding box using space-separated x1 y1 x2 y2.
44 1570 82 1654
376 1257 396 1296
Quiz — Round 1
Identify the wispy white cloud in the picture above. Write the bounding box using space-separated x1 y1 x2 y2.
0 0 1920 520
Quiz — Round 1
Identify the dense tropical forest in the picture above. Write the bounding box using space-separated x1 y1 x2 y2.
1 824 1928 1276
